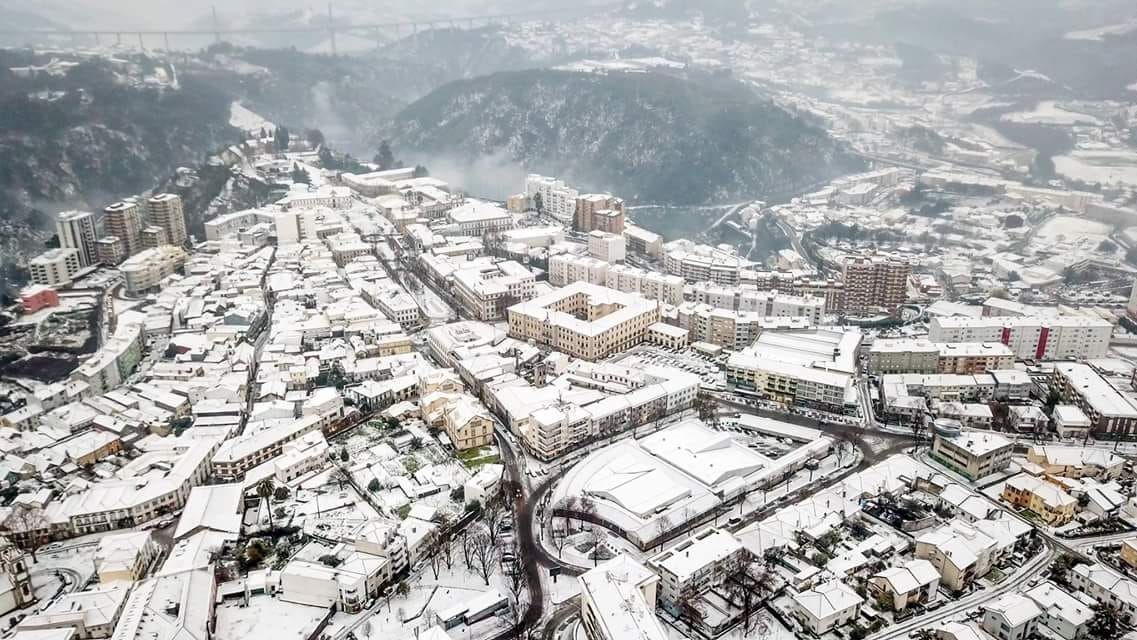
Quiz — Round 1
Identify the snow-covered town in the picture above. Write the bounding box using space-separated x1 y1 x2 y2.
1 3 1137 640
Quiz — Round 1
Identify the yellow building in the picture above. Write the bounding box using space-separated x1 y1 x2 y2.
444 399 494 451
1001 475 1077 526
1121 539 1137 570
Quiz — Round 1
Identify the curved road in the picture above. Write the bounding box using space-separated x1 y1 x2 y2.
495 428 548 638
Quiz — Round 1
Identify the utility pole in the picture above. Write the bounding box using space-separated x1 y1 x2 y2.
163 32 170 52
137 32 144 50
211 5 221 43
328 3 337 56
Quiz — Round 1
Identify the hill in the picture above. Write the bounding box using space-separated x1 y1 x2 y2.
391 69 864 205
0 51 237 288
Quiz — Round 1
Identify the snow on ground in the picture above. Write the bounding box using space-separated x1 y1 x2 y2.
1035 215 1112 242
230 101 274 134
324 539 512 640
1064 19 1137 41
1055 150 1137 187
216 595 329 640
1001 101 1103 126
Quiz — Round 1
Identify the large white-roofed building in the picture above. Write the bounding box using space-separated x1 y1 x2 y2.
507 282 661 361
726 327 861 411
550 419 830 548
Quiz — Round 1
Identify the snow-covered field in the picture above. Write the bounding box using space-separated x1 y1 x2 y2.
1035 215 1112 242
230 101 274 134
1002 101 1103 126
1055 150 1137 187
216 596 329 640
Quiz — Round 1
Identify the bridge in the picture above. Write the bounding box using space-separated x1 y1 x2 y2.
0 2 622 55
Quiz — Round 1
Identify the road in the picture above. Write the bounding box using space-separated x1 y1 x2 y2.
869 541 1055 640
495 427 547 638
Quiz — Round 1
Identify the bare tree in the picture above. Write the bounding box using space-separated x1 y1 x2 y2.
653 516 673 552
6 504 49 562
426 538 442 580
578 497 598 526
465 529 500 586
551 523 571 558
561 496 580 532
724 562 777 634
584 528 604 567
483 495 508 545
502 538 527 621
677 586 706 633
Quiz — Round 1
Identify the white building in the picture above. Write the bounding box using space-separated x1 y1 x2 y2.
1024 582 1095 640
56 210 98 267
29 248 82 287
447 201 514 236
868 558 940 611
791 580 863 634
120 246 188 294
726 328 861 410
648 527 746 609
588 231 625 264
930 430 1013 481
928 316 1112 360
981 592 1043 640
605 265 685 305
453 261 536 321
525 175 579 223
1068 563 1137 624
578 555 666 640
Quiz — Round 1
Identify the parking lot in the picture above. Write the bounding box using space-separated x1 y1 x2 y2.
612 344 726 389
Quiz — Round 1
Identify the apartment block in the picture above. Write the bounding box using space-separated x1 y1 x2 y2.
575 193 625 233
453 260 536 321
867 339 1015 375
1050 363 1137 435
587 230 626 263
147 193 188 246
691 282 825 323
103 200 145 257
930 430 1012 481
842 254 910 314
929 316 1111 361
56 209 98 266
29 248 82 287
525 174 578 224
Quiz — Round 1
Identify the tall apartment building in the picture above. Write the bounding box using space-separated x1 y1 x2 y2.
525 174 578 224
605 265 685 305
95 236 128 266
103 200 144 257
56 210 98 266
28 248 82 286
147 193 187 246
575 193 625 233
842 254 910 314
928 316 1112 360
